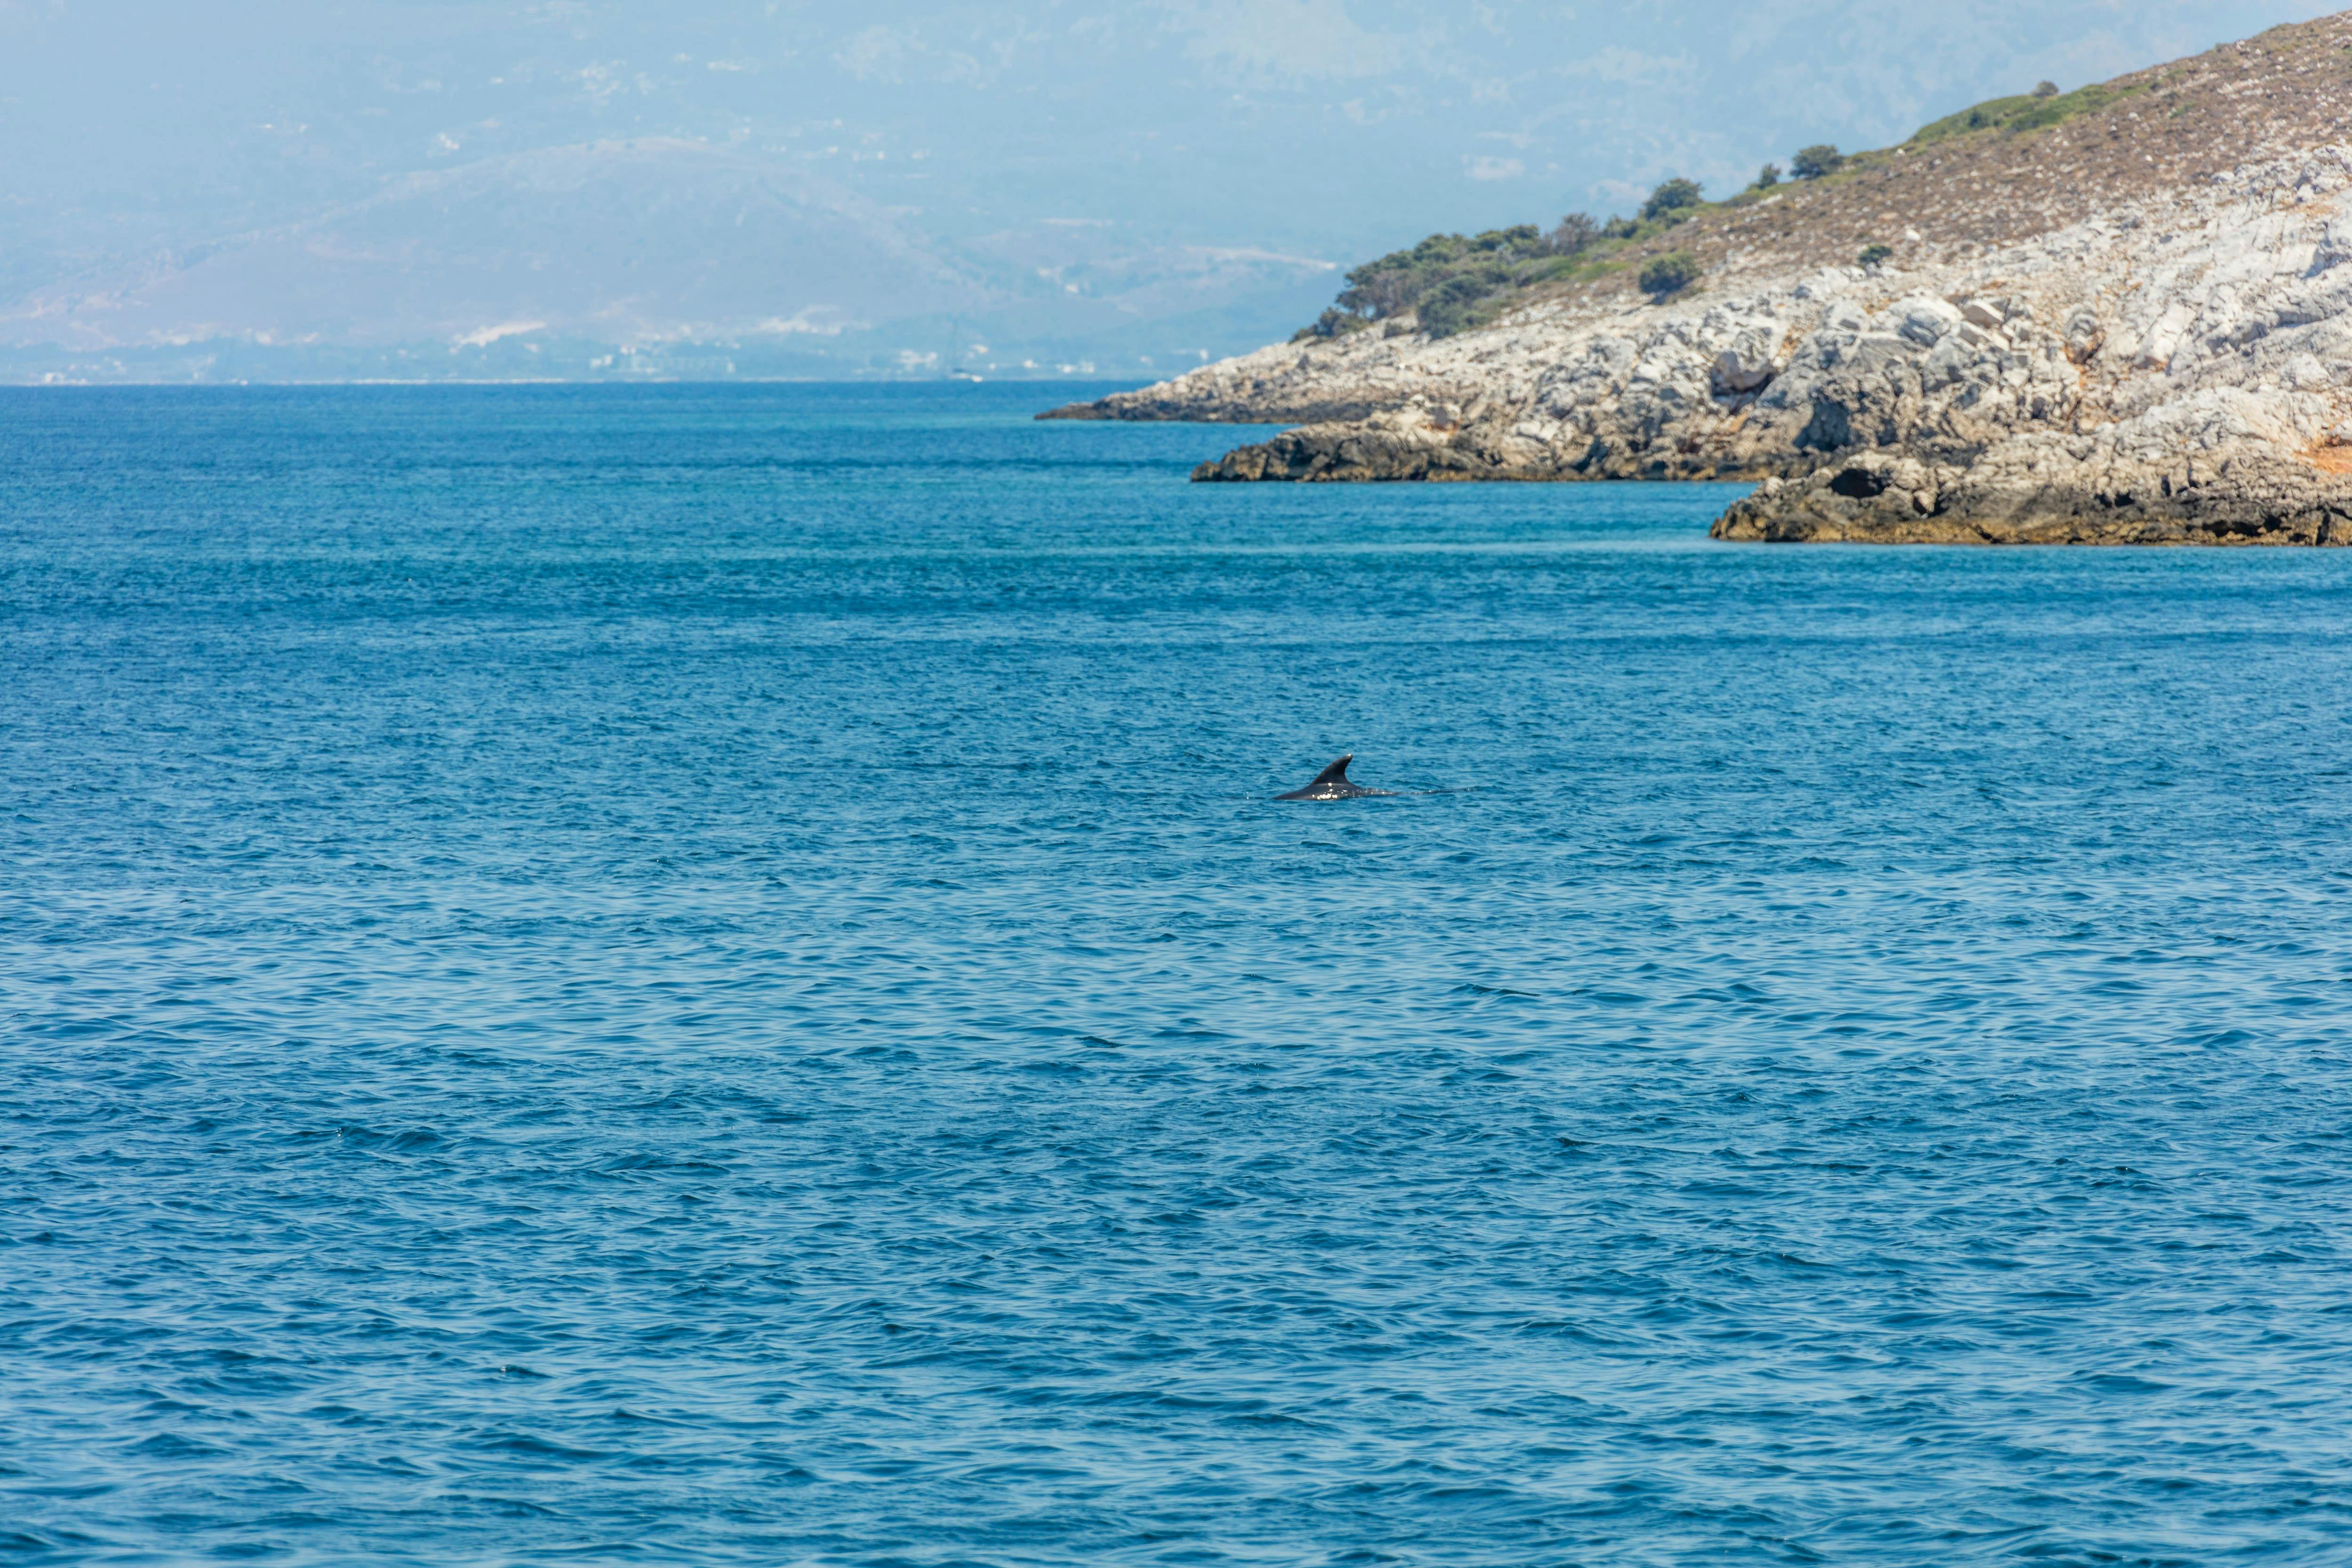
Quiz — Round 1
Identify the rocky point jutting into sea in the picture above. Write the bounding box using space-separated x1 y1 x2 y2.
1044 13 2352 545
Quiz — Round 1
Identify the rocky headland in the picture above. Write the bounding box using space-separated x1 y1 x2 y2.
1042 14 2352 544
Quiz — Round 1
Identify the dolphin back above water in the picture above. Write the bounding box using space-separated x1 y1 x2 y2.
1275 754 1396 801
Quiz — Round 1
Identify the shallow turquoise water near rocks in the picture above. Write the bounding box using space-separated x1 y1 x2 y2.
7 382 2352 1565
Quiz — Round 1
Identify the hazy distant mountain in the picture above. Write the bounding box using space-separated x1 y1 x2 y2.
0 139 1341 381
6 142 971 348
0 0 2334 381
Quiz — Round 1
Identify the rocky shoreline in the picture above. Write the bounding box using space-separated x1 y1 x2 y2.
1043 17 2352 545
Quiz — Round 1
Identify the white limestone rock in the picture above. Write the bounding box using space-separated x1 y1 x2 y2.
1079 143 2352 542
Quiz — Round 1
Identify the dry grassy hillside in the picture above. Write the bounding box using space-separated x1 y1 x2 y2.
1549 11 2352 301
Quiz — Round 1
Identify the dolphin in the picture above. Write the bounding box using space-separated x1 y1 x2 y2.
1274 754 1395 801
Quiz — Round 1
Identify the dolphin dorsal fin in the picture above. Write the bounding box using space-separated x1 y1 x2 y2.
1311 754 1353 786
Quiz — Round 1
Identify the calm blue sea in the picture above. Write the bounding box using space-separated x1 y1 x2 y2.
7 382 2352 1566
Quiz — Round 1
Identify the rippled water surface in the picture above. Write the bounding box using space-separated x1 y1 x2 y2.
8 383 2352 1566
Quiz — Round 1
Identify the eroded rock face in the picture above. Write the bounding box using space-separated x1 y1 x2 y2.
1080 144 2352 544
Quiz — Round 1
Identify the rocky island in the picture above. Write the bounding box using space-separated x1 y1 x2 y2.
1044 13 2352 544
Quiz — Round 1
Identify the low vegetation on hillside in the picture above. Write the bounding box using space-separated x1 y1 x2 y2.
1906 80 2141 145
1293 226 1574 342
1287 17 2318 343
1292 176 1740 341
1290 138 1868 339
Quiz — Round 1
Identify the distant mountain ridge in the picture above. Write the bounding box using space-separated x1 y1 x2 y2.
0 139 1338 384
6 142 975 349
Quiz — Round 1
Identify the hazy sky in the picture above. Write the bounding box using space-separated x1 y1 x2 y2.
0 0 2337 376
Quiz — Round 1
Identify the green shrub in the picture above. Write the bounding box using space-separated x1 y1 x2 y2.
1753 163 1782 189
1858 243 1894 270
1416 274 1494 337
1790 144 1844 180
1602 216 1641 240
1474 224 1544 251
1640 178 1703 221
1290 307 1371 343
1548 212 1599 255
1315 223 1560 339
2032 80 2058 98
1639 252 1701 298
1907 82 2140 145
